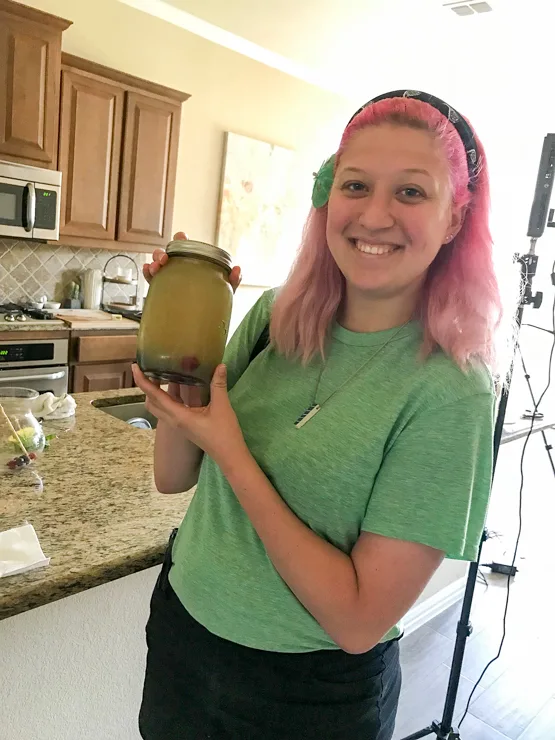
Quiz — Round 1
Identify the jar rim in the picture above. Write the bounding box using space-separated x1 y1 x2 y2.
166 240 232 272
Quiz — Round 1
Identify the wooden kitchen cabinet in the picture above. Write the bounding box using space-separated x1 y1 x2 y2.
69 330 138 393
0 0 71 168
58 66 124 239
76 333 137 364
72 361 134 393
117 92 181 246
56 54 189 251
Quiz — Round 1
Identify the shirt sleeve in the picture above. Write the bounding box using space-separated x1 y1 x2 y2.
361 392 495 561
224 289 275 391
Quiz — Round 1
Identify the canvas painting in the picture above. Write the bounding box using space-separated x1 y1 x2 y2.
216 132 295 287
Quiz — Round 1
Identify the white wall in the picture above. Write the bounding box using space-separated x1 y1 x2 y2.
417 560 467 606
24 0 351 325
0 561 465 740
0 568 158 740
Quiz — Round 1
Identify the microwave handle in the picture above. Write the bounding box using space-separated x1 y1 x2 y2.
24 182 36 233
0 370 65 382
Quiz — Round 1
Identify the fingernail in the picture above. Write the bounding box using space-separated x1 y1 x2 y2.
218 364 226 377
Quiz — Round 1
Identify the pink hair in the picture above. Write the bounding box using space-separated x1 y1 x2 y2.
270 97 503 371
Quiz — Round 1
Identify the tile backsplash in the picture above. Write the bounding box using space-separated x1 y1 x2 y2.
0 239 149 307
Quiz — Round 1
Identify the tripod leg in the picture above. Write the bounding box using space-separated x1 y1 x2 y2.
540 429 555 476
519 349 555 475
400 726 436 740
400 720 461 740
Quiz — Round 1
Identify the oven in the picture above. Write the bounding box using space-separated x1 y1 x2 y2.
0 338 69 396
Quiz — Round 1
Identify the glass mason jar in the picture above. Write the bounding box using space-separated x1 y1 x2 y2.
0 387 46 474
137 240 233 386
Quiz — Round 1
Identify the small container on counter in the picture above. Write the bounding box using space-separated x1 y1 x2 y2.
136 240 233 387
81 269 103 310
0 387 45 474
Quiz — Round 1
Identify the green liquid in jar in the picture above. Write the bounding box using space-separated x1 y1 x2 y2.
137 255 233 387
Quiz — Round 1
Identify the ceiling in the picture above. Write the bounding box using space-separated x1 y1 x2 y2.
119 0 554 102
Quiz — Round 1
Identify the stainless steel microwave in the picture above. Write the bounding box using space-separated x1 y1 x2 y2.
0 160 62 240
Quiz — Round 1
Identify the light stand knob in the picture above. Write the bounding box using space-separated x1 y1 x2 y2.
531 291 544 309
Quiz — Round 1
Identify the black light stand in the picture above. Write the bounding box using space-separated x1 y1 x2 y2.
401 133 555 740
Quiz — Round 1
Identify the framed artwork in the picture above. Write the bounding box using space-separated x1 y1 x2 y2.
216 132 295 287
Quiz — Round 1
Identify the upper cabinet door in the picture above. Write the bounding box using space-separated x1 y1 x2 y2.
58 67 125 239
117 92 181 246
0 1 71 168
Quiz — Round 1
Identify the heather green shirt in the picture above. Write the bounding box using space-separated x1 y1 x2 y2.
169 290 495 652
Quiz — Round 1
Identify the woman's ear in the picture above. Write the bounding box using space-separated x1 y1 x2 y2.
443 204 466 244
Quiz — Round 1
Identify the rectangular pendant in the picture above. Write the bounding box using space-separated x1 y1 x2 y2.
294 404 321 429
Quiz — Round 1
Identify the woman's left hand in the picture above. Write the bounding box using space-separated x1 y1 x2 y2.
131 364 247 466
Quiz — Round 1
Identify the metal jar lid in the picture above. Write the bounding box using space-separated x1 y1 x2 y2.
166 240 232 272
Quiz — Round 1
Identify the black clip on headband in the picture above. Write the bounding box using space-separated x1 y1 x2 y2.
312 90 479 208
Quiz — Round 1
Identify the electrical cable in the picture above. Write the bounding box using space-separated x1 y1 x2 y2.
458 261 555 727
523 323 554 336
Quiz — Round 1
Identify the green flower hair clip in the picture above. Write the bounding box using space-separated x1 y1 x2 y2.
311 154 336 209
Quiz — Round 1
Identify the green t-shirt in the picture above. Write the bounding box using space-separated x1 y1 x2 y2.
169 290 495 652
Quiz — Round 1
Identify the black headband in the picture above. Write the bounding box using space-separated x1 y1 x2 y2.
349 90 479 191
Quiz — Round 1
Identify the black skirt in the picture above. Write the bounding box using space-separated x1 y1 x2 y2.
139 533 402 740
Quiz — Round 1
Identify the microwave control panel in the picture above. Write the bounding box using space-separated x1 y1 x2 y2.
35 189 58 229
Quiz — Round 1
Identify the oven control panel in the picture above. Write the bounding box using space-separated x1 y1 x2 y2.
0 343 55 363
0 338 68 368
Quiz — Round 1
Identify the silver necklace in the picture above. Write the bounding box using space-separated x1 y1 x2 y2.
294 321 411 429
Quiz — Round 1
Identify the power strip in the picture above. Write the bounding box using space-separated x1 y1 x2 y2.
482 562 519 577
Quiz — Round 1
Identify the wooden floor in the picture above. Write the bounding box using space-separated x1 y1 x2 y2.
393 431 555 740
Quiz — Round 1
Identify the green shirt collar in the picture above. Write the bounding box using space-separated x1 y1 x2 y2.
331 320 421 347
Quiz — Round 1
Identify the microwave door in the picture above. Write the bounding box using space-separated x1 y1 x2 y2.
0 176 28 237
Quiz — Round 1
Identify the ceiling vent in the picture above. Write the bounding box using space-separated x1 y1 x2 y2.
443 1 494 16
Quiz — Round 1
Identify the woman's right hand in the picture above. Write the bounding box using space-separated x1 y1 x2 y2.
143 231 242 292
142 246 170 284
145 375 208 409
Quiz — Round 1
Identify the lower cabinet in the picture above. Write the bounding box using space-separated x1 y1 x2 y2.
72 361 134 393
69 331 137 393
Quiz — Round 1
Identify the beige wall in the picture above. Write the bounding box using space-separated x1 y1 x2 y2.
22 0 353 323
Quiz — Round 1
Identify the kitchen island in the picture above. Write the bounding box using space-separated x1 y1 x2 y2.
0 388 194 740
0 387 192 620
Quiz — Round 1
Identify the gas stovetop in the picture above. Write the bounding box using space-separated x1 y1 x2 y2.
0 303 64 326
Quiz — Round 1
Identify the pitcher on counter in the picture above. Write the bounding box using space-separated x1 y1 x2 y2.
132 91 505 740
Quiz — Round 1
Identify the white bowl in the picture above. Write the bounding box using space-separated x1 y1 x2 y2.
30 301 44 309
44 301 61 310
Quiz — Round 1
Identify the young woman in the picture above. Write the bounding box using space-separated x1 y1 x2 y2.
134 90 501 740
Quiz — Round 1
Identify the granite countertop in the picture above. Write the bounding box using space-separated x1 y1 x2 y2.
0 321 68 333
0 388 192 620
0 310 140 333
